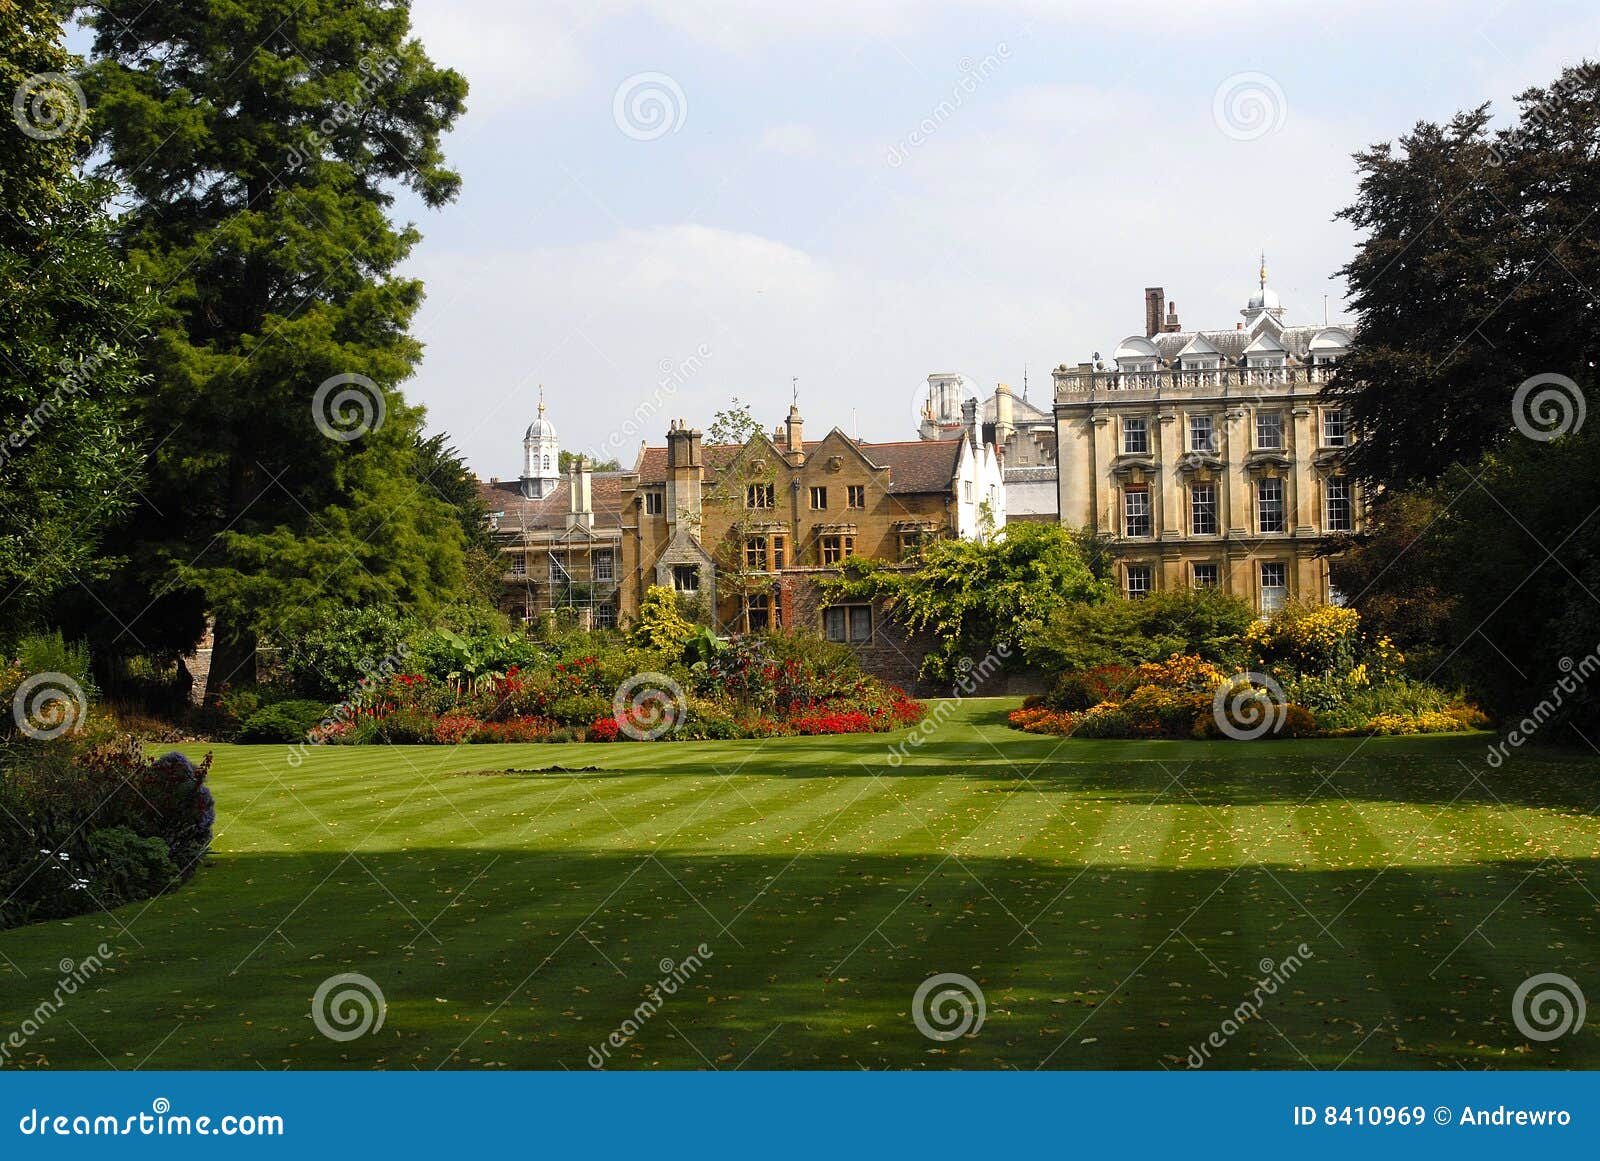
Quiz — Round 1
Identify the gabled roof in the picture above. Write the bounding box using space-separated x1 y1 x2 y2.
1147 324 1330 365
479 473 629 534
632 435 963 495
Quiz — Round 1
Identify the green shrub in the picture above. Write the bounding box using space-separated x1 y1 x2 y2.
1030 589 1253 675
87 826 179 909
236 699 330 743
545 693 612 726
371 710 437 744
1071 708 1132 739
629 586 695 653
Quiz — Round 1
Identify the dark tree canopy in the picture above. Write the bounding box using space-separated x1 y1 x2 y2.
72 0 472 689
0 2 151 635
1331 64 1600 486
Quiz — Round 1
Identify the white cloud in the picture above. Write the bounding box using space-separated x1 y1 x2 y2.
760 124 822 156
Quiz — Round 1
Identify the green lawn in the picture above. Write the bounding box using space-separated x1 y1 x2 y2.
2 697 1598 1070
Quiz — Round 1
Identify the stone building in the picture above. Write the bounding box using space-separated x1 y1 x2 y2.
1052 263 1359 610
480 400 1004 688
919 373 1058 522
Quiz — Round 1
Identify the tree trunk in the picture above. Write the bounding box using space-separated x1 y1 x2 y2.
205 617 257 701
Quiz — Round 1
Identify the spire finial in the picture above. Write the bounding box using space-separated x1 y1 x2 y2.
538 384 546 416
1259 251 1267 290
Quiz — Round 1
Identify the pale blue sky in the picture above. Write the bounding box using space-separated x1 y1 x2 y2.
99 2 1600 474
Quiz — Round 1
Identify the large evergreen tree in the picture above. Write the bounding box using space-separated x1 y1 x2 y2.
0 1 150 637
1331 61 1600 736
1331 64 1600 486
74 0 470 693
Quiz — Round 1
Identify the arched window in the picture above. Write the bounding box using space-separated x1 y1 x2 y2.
543 455 551 471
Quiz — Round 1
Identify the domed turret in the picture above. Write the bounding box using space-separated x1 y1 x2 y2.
1242 253 1286 324
521 387 562 498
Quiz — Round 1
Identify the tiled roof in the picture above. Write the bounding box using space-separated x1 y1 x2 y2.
633 437 963 495
1149 325 1326 363
479 472 629 533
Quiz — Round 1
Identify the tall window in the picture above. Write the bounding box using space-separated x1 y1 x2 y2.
509 553 527 576
550 556 570 584
644 491 663 515
1189 415 1216 454
821 534 855 565
1257 477 1285 533
1190 484 1218 536
1123 486 1151 538
771 534 787 570
1322 409 1348 447
746 592 779 631
1125 564 1152 599
1192 562 1219 589
1255 411 1284 450
1123 417 1149 455
898 528 930 561
1325 476 1352 532
745 535 768 569
746 483 775 509
963 481 973 502
824 605 873 644
809 486 827 510
1260 562 1287 613
847 485 866 508
593 549 614 582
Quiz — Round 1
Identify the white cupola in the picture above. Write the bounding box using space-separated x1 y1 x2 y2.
1241 253 1286 328
521 386 562 499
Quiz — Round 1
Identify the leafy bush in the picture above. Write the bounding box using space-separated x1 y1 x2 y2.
630 586 696 653
1031 589 1254 675
278 606 419 698
87 826 179 909
371 710 437 744
16 631 96 699
236 699 330 743
1047 666 1135 711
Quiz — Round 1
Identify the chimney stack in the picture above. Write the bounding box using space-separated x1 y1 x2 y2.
961 396 979 449
566 456 593 529
1164 301 1181 332
1144 287 1165 339
785 404 805 460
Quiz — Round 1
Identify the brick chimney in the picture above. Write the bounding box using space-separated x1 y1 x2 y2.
1144 287 1165 339
565 455 592 529
664 419 703 526
1163 300 1181 332
784 403 804 460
